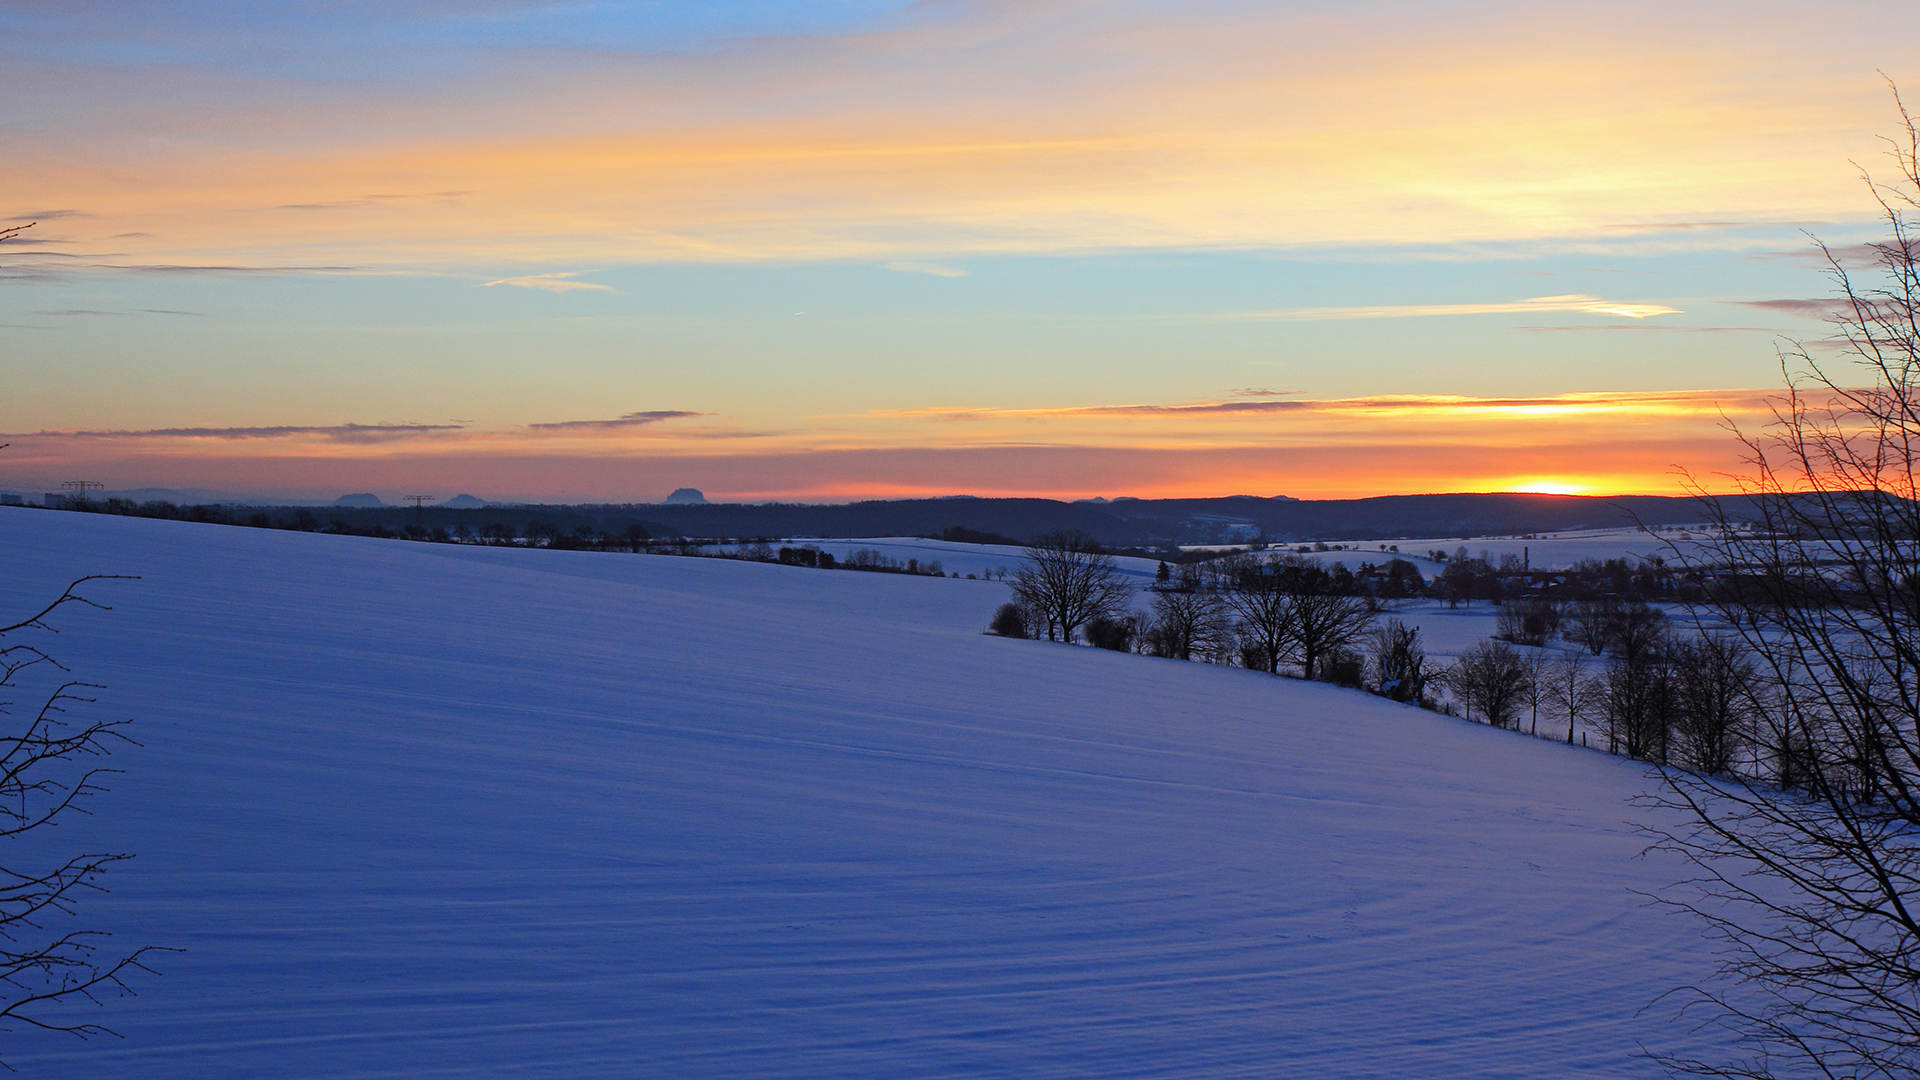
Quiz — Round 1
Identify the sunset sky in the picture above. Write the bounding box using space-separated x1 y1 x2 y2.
4 0 1917 503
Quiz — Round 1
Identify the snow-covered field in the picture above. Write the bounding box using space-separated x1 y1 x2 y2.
784 526 1705 584
778 536 1163 582
1274 527 1714 574
0 509 1728 1077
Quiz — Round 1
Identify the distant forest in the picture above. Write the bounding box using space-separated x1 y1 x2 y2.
11 491 1734 548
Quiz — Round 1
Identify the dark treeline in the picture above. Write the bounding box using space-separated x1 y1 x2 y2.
31 496 1717 606
16 490 1756 547
40 496 665 543
553 491 1730 546
24 496 964 578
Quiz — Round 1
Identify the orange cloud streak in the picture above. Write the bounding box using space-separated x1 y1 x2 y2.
0 390 1775 501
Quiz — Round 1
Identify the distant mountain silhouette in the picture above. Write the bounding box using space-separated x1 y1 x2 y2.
333 493 385 508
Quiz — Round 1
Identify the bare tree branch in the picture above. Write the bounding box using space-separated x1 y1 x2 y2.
1642 88 1920 1079
0 575 164 1063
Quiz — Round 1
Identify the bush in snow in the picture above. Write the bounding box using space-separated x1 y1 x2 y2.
988 602 1028 639
1368 618 1431 705
1314 647 1365 689
1085 615 1134 653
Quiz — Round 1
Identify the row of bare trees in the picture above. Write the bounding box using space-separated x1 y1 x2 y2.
995 539 1382 683
1441 620 1763 773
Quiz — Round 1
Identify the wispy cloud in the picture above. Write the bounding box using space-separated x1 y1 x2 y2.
23 422 464 443
33 308 208 318
4 209 87 222
1226 388 1302 399
274 200 380 212
113 262 364 276
884 261 969 278
0 255 369 283
882 400 1313 421
1216 295 1681 322
526 410 705 431
1730 298 1849 319
481 271 615 294
1519 324 1772 334
875 389 1771 425
1745 243 1916 271
1605 220 1830 233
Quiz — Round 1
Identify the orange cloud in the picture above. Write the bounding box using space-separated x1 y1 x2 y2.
0 390 1777 501
1213 295 1683 321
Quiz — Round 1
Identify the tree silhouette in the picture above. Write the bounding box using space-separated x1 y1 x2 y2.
0 574 163 1059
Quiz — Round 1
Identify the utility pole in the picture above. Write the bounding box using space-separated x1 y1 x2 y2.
403 494 434 522
59 480 104 505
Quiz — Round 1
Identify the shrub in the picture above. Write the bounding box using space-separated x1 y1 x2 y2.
1369 618 1431 704
1495 599 1560 647
988 602 1028 638
1315 646 1365 688
1085 615 1133 652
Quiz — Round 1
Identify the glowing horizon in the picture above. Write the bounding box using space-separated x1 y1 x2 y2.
0 389 1774 503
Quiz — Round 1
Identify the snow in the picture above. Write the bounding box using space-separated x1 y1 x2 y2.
771 536 1164 582
0 508 1728 1077
1271 527 1715 574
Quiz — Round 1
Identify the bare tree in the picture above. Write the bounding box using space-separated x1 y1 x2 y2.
1146 566 1225 661
1445 639 1532 729
1518 648 1554 736
1209 553 1374 679
1667 634 1756 775
1210 552 1296 674
1598 640 1671 762
1566 598 1617 655
1643 88 1920 1079
1009 532 1133 644
0 577 162 1060
1544 648 1593 745
1282 562 1376 681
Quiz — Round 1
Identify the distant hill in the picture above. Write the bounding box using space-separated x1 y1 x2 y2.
61 490 1744 547
614 492 1724 546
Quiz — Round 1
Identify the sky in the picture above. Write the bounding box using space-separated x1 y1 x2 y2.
3 0 1918 504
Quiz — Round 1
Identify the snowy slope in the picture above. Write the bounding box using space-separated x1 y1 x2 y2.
0 509 1724 1077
